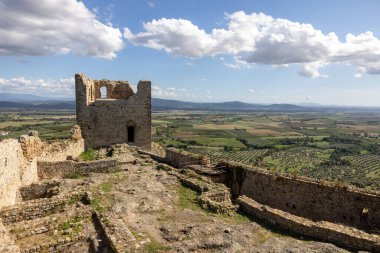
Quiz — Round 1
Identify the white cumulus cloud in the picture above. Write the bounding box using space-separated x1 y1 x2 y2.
124 11 380 77
0 76 75 97
152 85 177 98
0 0 124 59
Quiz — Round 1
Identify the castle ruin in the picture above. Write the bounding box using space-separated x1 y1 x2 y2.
75 73 151 149
0 75 379 252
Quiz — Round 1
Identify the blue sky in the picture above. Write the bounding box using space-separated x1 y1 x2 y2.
0 0 380 106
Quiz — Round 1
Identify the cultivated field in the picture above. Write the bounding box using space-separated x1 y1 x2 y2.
152 111 380 190
0 110 75 141
1 109 380 190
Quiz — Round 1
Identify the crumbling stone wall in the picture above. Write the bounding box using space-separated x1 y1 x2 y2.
0 139 23 209
19 181 60 201
161 149 380 232
165 148 210 168
0 191 84 225
38 125 84 162
237 196 380 252
37 159 120 179
0 127 83 208
226 162 380 232
0 133 42 208
75 73 152 149
18 132 43 186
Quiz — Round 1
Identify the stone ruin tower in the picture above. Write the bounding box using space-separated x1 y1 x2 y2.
75 73 151 149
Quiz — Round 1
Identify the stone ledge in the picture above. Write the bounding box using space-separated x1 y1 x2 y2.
237 195 380 252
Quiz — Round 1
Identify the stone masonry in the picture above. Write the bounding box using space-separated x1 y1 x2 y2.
75 73 152 149
0 127 84 208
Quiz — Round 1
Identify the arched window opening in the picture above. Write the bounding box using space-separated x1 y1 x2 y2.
100 86 107 98
128 126 135 142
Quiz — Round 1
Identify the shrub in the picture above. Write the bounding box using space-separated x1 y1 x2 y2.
80 148 95 161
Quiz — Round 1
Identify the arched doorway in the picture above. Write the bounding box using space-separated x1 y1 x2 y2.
127 126 135 142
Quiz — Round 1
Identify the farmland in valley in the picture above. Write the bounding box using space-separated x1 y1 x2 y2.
152 110 380 190
1 108 380 190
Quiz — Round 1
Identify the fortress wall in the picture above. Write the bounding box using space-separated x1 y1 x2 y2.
0 139 23 208
227 162 380 231
0 134 43 208
160 148 380 232
237 196 380 252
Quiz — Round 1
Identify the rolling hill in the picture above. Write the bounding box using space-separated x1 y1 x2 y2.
0 93 378 112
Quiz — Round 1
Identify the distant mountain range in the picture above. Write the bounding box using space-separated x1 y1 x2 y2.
0 92 379 112
151 98 305 111
0 92 72 102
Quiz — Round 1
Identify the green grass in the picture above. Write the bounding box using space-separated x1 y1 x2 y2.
64 172 83 179
100 182 113 193
143 239 171 252
90 198 105 212
90 196 114 212
80 148 95 161
178 185 200 210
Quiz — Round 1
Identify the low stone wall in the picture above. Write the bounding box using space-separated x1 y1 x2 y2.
11 207 92 253
226 162 380 232
37 159 120 179
237 196 380 252
7 207 91 242
18 181 60 201
0 192 84 225
164 148 210 168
